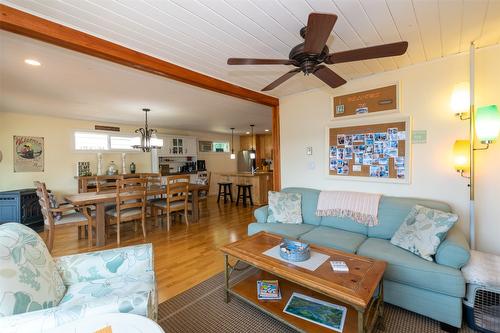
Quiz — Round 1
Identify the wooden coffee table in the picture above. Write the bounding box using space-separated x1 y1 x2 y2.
220 232 386 333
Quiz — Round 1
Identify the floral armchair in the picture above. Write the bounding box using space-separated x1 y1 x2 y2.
0 223 157 333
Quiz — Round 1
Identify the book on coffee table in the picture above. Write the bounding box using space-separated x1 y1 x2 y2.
257 280 281 300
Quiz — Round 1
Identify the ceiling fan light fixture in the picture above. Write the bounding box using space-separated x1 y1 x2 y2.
227 12 408 91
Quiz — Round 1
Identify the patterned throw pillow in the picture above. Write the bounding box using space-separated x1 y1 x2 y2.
0 223 66 317
390 205 458 261
267 191 303 224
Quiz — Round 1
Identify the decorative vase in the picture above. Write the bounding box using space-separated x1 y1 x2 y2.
130 162 136 174
107 161 118 175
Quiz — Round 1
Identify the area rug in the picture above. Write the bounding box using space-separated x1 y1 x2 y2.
158 270 477 333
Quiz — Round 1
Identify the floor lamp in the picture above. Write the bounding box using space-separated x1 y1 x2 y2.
451 43 500 250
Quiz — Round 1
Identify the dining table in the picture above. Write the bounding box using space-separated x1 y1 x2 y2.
65 183 209 247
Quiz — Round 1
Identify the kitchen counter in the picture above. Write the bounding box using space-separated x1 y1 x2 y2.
212 172 273 205
219 171 273 177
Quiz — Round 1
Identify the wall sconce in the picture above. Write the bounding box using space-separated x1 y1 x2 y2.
475 105 500 146
452 140 470 177
450 82 470 119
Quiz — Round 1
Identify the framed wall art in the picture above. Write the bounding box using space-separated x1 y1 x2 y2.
326 116 411 184
332 83 400 120
13 135 44 172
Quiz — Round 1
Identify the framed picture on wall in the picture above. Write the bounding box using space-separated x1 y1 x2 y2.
325 115 411 184
331 83 401 120
13 135 44 172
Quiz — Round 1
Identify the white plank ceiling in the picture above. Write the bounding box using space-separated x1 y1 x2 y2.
4 0 500 97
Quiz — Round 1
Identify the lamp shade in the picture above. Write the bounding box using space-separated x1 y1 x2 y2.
452 140 470 172
476 105 500 143
450 82 470 115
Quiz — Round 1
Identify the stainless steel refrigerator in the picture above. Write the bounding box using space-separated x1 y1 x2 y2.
237 150 257 172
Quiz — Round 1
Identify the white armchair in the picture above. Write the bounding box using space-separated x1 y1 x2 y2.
0 223 157 333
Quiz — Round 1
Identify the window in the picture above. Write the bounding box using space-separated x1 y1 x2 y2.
74 132 108 150
74 131 162 151
212 142 230 153
110 136 137 150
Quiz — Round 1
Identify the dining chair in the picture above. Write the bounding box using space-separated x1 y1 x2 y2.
96 175 123 193
34 181 93 252
197 171 211 206
105 178 147 245
142 173 163 223
151 175 190 232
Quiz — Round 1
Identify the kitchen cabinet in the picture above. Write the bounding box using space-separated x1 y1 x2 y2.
157 135 197 157
239 135 256 151
240 134 273 167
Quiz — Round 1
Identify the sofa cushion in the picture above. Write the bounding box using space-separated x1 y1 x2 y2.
58 272 154 317
390 205 458 261
368 196 452 239
0 223 66 317
267 191 302 224
299 227 367 253
247 223 315 239
282 188 321 226
357 238 465 297
320 216 368 235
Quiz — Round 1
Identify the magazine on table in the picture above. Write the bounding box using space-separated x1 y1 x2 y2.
283 292 347 332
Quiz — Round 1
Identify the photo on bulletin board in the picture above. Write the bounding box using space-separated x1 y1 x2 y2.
331 83 400 120
325 116 411 184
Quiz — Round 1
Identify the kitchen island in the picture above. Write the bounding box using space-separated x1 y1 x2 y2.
212 172 273 205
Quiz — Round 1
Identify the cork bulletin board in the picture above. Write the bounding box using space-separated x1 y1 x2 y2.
332 84 399 119
326 117 411 183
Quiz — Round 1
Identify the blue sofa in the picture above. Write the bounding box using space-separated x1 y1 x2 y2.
249 187 470 328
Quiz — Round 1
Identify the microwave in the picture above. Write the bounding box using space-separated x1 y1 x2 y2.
198 141 212 152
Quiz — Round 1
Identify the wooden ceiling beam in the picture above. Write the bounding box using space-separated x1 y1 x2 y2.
0 4 279 107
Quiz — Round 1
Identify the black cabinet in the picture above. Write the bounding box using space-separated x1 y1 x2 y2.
0 188 44 231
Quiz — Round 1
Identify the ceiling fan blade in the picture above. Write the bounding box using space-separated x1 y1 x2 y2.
325 41 408 64
227 58 296 65
261 69 301 91
303 13 338 54
313 65 346 89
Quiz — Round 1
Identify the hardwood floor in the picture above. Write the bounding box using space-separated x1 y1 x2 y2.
44 196 255 303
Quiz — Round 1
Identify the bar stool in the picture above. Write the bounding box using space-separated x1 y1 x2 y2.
236 184 254 207
217 182 233 203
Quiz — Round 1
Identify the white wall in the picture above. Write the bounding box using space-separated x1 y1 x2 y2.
279 45 500 255
0 112 238 198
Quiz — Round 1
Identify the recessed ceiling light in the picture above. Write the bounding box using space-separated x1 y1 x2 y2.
265 129 270 132
24 59 41 66
246 131 250 135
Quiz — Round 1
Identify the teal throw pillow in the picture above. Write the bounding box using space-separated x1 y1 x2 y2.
267 191 302 224
390 205 458 261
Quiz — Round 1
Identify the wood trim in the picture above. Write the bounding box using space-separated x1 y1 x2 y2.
272 106 281 191
0 4 279 107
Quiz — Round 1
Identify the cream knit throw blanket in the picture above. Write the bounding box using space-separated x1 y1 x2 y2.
316 191 382 226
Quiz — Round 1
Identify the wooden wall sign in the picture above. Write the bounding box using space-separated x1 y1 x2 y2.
95 125 120 132
326 116 411 183
333 84 398 119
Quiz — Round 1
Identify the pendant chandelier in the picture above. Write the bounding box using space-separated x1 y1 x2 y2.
230 127 236 159
132 108 162 152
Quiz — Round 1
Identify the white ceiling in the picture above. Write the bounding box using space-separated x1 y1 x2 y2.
0 31 272 134
0 31 272 133
4 0 500 97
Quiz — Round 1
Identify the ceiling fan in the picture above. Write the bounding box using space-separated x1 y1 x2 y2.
227 13 408 91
